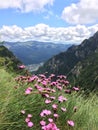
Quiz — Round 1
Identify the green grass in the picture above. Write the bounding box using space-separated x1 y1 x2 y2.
0 68 98 130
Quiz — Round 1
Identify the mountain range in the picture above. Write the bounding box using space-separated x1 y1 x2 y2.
36 31 98 92
4 41 72 65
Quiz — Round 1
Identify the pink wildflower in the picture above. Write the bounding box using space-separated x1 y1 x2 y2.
28 77 35 82
25 87 33 94
25 117 30 123
45 99 52 104
67 120 74 127
35 85 44 92
61 107 67 112
51 89 56 93
58 95 67 103
65 89 71 94
40 120 46 126
42 94 50 98
53 113 59 118
21 110 25 114
52 104 58 110
50 81 57 86
50 96 55 100
18 65 25 69
73 87 79 91
50 74 55 78
64 80 69 85
57 86 62 90
48 118 53 123
28 87 33 91
25 89 31 94
27 121 34 127
42 122 59 130
40 109 51 117
27 114 32 118
41 81 47 86
44 94 50 98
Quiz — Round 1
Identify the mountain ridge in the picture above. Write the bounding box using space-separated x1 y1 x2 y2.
36 31 98 92
4 41 72 65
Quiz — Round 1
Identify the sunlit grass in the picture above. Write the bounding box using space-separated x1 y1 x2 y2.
0 68 98 130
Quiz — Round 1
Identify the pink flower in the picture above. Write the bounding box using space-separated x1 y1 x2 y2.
50 74 55 77
21 110 25 114
39 74 46 79
40 120 46 126
28 77 35 82
44 94 50 98
73 87 79 91
25 89 31 95
41 81 47 86
67 120 74 127
48 118 53 123
25 87 33 95
52 104 58 110
57 86 62 90
42 94 50 98
40 109 52 117
28 87 33 91
64 80 69 85
18 65 25 69
65 89 71 94
27 114 32 118
50 96 55 100
45 99 52 104
50 81 57 86
61 107 67 112
51 89 56 93
25 117 30 123
27 121 34 127
42 122 59 130
58 96 67 103
53 113 59 118
35 85 44 92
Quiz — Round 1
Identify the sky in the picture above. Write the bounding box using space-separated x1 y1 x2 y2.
0 0 98 44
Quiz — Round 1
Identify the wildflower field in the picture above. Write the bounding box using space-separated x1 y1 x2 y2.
0 67 98 130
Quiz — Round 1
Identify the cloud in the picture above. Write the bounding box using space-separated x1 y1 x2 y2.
0 0 54 13
61 0 98 24
0 24 98 44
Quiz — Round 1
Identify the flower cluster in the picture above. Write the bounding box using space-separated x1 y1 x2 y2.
16 71 80 130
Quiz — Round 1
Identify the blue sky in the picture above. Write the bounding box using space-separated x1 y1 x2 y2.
0 0 98 43
0 0 78 27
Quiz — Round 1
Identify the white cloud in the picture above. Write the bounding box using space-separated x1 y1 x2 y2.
0 0 54 13
62 0 98 24
0 24 98 44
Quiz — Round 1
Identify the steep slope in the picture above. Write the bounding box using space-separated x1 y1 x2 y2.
36 31 98 91
69 50 98 92
37 31 98 75
0 45 22 72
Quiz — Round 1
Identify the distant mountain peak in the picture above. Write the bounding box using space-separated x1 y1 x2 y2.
4 41 72 65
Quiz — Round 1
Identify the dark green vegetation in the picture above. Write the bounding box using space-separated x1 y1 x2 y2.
0 45 22 73
69 50 98 93
36 31 98 93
